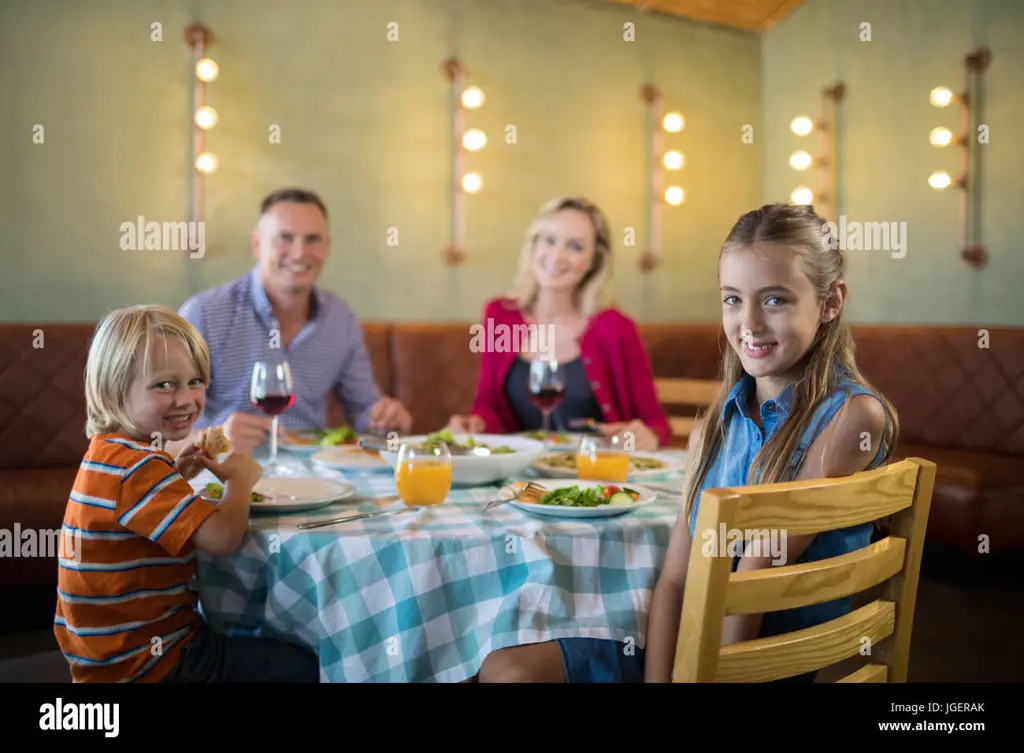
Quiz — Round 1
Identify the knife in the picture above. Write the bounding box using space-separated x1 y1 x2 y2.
296 505 421 530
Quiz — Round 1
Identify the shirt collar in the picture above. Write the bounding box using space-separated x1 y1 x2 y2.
248 266 321 327
721 374 794 422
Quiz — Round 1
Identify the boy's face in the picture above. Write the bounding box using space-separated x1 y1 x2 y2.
124 336 207 446
719 243 835 381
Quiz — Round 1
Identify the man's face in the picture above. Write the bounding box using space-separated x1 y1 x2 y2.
252 201 330 294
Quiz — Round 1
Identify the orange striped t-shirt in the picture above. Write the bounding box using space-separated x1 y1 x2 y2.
54 433 219 683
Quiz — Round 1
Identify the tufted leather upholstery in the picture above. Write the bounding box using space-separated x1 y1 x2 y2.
1 320 1021 635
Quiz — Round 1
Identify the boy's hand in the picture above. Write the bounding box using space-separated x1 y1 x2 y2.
203 452 264 488
175 443 209 481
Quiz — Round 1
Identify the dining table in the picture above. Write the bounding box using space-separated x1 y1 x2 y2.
189 444 688 683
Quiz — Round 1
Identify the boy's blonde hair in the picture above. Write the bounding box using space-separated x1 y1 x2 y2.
682 202 900 523
84 305 211 438
507 196 615 315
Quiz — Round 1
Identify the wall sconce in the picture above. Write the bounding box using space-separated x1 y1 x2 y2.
185 22 217 242
441 57 486 267
789 82 845 218
639 83 684 273
928 46 992 269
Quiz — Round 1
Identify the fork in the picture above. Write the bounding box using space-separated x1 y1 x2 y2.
483 481 547 513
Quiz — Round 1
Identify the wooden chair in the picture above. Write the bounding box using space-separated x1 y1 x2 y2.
655 378 721 442
672 457 936 683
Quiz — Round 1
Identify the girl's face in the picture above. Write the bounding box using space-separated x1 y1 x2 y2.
719 243 841 381
123 336 207 445
531 209 598 294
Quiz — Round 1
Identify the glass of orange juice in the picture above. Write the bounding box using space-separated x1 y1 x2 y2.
395 441 452 507
577 434 630 482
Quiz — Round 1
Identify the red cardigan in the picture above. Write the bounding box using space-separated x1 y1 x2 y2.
468 297 672 448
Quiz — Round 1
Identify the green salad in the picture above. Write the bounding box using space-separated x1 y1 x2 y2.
202 482 269 504
425 429 516 454
535 484 641 507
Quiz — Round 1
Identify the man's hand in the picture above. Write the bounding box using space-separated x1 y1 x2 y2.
599 419 659 451
222 412 273 454
366 397 412 435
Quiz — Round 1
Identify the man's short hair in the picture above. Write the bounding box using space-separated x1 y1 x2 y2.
259 188 328 219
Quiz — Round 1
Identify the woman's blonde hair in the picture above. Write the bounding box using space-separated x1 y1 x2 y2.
508 196 615 315
681 202 899 523
84 304 211 438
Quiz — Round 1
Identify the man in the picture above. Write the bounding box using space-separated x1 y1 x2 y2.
167 188 412 455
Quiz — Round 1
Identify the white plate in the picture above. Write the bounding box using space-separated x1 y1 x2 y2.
278 429 362 454
195 477 357 514
531 450 687 481
504 480 658 518
311 446 393 472
378 433 547 487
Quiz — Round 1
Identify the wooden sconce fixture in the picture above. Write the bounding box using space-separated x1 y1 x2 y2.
789 82 845 219
639 83 685 273
185 22 218 237
441 57 487 267
927 46 992 269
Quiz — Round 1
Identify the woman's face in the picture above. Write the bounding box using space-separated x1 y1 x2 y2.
531 208 598 294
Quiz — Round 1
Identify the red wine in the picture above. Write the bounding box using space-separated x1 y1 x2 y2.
253 394 294 416
528 387 565 412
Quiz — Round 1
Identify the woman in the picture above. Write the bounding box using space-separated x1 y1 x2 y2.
447 196 671 451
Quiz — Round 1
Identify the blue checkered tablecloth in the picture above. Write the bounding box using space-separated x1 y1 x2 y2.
191 451 687 683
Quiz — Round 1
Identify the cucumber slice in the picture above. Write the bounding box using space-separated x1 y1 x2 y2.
609 492 634 506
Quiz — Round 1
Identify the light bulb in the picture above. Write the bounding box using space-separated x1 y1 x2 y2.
196 153 218 173
665 187 684 205
791 116 814 136
194 106 218 129
930 127 953 147
461 87 484 109
663 150 684 170
790 151 813 170
462 172 482 193
791 187 813 205
929 171 952 190
930 87 953 107
462 128 487 151
196 58 219 82
662 113 684 133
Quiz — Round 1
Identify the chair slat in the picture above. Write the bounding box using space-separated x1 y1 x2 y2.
708 461 921 534
836 663 888 683
656 378 721 405
724 537 907 615
714 600 896 682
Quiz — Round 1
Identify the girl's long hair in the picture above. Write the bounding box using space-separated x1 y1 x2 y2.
681 203 899 524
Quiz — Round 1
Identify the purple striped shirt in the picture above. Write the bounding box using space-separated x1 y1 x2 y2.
177 267 382 433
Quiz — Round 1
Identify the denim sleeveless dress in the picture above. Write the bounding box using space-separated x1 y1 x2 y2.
553 370 888 683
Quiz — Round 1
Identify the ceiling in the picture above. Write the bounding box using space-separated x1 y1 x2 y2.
596 0 806 32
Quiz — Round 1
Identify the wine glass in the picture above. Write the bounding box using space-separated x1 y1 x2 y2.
251 358 294 475
395 440 452 507
527 359 566 433
577 433 630 483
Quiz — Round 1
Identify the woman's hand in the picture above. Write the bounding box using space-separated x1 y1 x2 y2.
599 420 659 452
447 414 486 433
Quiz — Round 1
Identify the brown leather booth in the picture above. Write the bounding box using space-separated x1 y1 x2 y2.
1 321 1022 639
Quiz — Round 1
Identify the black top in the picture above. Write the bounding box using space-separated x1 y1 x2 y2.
505 356 604 431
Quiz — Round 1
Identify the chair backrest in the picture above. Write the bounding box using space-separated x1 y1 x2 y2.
655 378 721 440
672 457 936 683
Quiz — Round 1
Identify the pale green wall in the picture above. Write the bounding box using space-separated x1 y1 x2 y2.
763 0 1024 326
0 0 762 324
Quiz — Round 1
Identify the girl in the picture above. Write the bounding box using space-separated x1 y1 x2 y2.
55 304 319 683
447 196 671 451
477 202 899 683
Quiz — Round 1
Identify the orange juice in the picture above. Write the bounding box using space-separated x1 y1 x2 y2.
577 450 629 482
395 460 452 506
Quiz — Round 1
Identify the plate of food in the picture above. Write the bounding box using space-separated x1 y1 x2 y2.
196 478 357 514
279 426 360 453
514 430 589 451
377 430 546 487
310 444 393 473
531 450 686 481
500 480 657 518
